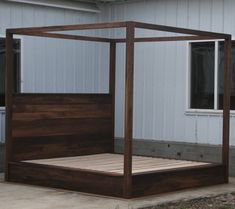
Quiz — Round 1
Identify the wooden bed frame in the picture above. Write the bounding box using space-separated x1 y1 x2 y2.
5 21 231 198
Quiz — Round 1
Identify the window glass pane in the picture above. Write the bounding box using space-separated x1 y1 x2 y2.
0 38 20 106
218 41 235 110
190 42 215 109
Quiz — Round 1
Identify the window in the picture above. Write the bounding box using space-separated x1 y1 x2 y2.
189 40 235 110
0 37 21 107
190 42 215 109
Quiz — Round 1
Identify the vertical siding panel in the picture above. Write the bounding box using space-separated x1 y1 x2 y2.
173 0 188 141
230 116 235 145
208 116 222 145
0 112 5 143
141 1 157 139
21 5 36 93
211 0 224 33
162 0 177 140
184 0 200 143
223 0 235 34
154 0 167 140
0 2 11 34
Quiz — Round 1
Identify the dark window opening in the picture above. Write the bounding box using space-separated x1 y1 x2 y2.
0 38 21 106
190 42 215 109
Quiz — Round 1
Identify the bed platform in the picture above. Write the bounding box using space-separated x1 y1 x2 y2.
22 153 212 174
5 21 231 198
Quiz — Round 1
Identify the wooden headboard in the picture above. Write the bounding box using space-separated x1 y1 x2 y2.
10 94 114 161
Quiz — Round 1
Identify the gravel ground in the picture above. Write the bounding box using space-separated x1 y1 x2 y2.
141 193 235 209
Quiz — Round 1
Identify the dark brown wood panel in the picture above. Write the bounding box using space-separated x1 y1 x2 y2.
12 135 113 161
132 165 225 198
10 94 113 161
13 94 112 104
8 162 123 197
12 104 111 119
8 162 225 198
12 118 112 138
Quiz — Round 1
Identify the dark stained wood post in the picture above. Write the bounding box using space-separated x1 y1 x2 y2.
123 22 135 198
222 36 232 182
109 41 116 152
5 31 14 181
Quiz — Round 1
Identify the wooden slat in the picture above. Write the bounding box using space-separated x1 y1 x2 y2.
20 32 112 42
13 94 112 104
134 21 230 38
12 104 112 119
12 118 112 138
115 35 220 43
23 153 211 174
12 136 112 161
8 21 127 33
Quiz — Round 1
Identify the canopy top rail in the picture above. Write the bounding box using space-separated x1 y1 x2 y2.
6 21 231 42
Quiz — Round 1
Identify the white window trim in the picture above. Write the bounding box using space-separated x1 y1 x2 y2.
0 34 24 109
185 38 235 116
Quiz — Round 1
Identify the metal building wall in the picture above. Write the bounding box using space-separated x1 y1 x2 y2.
2 0 235 147
0 1 108 142
104 0 235 146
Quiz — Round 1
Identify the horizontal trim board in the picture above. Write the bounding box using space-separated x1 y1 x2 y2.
6 0 101 13
12 118 112 137
8 22 128 33
18 32 112 43
12 135 113 161
13 94 112 104
115 36 220 43
12 104 112 119
7 161 225 198
8 162 124 197
8 21 230 40
132 164 225 197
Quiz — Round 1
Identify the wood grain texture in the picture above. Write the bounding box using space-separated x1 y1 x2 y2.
109 41 116 153
23 153 211 174
8 161 224 198
6 21 230 198
12 94 112 104
222 38 232 182
10 94 113 161
123 22 135 198
8 162 123 197
5 32 14 181
132 164 226 197
12 136 112 161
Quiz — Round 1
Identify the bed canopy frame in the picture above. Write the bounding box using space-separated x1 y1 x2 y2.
5 21 231 198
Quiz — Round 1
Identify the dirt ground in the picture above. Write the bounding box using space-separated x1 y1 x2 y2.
142 193 235 209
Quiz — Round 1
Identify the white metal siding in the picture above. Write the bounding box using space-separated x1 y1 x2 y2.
0 2 108 142
1 0 235 146
0 111 5 143
104 0 235 146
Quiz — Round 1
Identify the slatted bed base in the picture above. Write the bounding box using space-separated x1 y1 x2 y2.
22 153 211 174
7 153 226 198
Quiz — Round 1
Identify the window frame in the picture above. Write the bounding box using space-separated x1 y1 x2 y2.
185 38 235 116
0 34 23 110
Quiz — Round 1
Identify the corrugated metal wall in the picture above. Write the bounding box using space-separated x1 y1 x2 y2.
1 0 235 146
104 0 235 145
0 1 108 142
